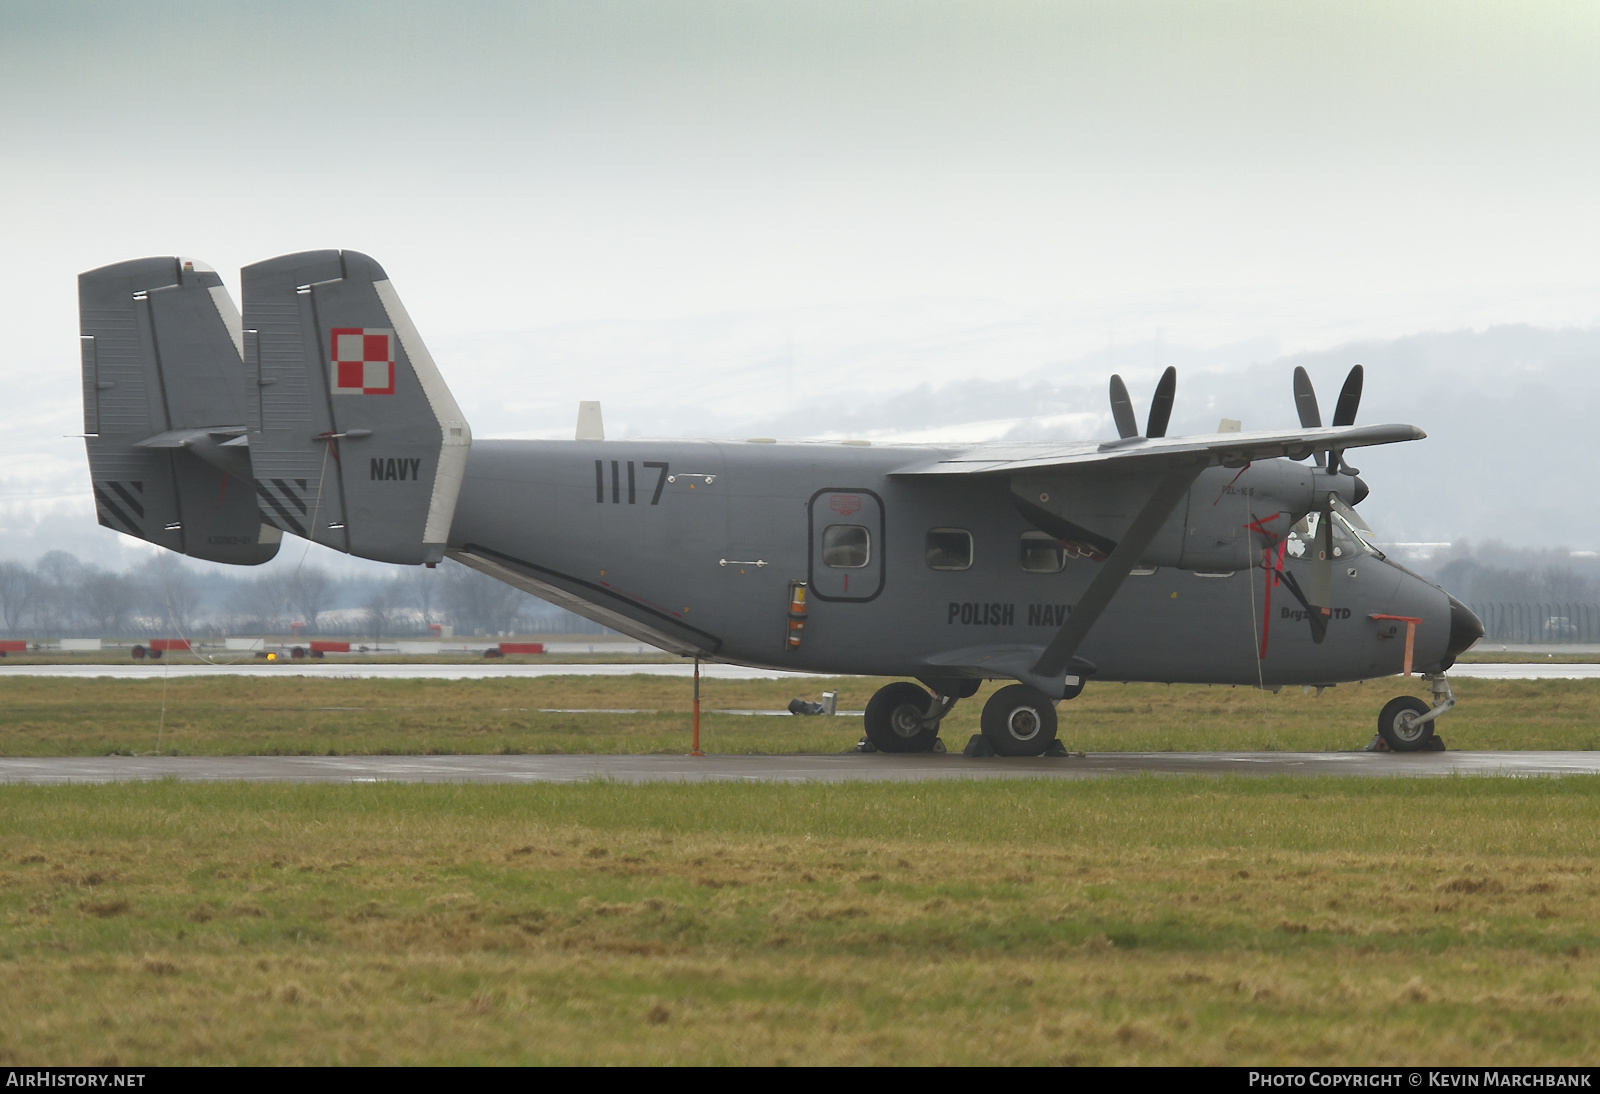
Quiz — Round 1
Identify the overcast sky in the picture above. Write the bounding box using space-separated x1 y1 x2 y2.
2 1 1598 567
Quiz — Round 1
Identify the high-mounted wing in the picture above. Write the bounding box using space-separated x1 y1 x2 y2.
889 422 1424 477
892 400 1423 696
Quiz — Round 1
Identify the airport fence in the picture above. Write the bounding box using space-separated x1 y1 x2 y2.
1468 602 1600 644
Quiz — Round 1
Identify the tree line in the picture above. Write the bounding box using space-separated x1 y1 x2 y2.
0 552 608 639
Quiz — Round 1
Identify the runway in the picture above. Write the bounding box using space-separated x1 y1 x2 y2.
0 662 1595 680
2 750 1596 785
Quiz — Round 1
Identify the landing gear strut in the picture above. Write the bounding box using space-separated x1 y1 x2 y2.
1376 673 1455 752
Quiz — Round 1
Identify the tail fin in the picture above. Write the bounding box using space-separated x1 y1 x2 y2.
241 250 471 565
78 257 281 565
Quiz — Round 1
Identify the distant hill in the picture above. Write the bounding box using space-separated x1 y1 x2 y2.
5 306 1597 567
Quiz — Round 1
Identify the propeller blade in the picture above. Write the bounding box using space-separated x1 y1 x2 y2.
1109 374 1138 439
1145 366 1176 438
1292 366 1322 428
1275 567 1327 644
1305 499 1334 645
1331 495 1373 534
1331 364 1363 427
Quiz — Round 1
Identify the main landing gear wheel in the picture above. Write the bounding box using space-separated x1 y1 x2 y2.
1377 696 1434 752
863 682 941 753
981 684 1059 757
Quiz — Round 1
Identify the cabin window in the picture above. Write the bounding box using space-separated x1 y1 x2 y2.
926 529 973 571
1019 531 1066 573
822 524 870 568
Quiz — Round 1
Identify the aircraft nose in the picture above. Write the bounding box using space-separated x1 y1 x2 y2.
1444 595 1484 663
1351 476 1370 505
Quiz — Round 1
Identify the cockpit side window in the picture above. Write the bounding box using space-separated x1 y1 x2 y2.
1285 497 1383 561
1019 531 1066 573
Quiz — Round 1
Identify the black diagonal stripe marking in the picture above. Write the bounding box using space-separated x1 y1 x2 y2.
130 480 144 494
256 484 307 538
272 478 308 514
108 480 145 518
93 486 142 537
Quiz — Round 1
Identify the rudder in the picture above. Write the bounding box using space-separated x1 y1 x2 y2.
241 250 470 565
79 257 281 565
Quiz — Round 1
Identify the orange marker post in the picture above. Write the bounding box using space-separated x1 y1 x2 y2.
690 657 704 756
1370 614 1422 677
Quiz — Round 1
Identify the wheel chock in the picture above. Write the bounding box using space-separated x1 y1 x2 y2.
964 734 995 758
1044 740 1071 757
853 737 877 753
1362 734 1390 752
931 737 947 754
1424 736 1447 752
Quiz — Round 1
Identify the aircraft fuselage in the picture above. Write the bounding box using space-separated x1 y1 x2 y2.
448 439 1456 688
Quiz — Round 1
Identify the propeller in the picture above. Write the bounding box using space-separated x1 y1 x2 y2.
1108 366 1178 440
1290 364 1364 474
1260 366 1371 653
1305 496 1335 644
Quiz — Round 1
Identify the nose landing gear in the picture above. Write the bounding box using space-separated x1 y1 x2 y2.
1375 673 1455 752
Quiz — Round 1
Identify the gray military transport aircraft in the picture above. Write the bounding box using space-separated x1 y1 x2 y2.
77 251 1482 756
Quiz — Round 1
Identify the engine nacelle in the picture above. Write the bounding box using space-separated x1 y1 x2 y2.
1012 460 1364 572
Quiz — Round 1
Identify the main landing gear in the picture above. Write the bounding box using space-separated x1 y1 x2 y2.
1375 673 1456 752
861 682 953 753
860 680 1074 758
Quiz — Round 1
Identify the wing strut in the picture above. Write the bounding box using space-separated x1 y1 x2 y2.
1030 465 1204 680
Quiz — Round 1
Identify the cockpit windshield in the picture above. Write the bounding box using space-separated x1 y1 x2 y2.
1284 494 1385 561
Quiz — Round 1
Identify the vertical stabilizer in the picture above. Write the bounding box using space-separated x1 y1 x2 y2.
241 250 471 565
78 257 281 565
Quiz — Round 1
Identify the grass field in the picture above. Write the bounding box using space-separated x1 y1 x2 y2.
3 675 1600 756
0 777 1596 1065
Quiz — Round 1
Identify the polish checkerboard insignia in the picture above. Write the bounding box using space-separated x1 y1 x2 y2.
330 328 396 395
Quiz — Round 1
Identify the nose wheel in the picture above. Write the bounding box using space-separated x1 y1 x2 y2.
1376 674 1456 752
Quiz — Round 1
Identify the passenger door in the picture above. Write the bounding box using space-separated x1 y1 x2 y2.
808 488 885 601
